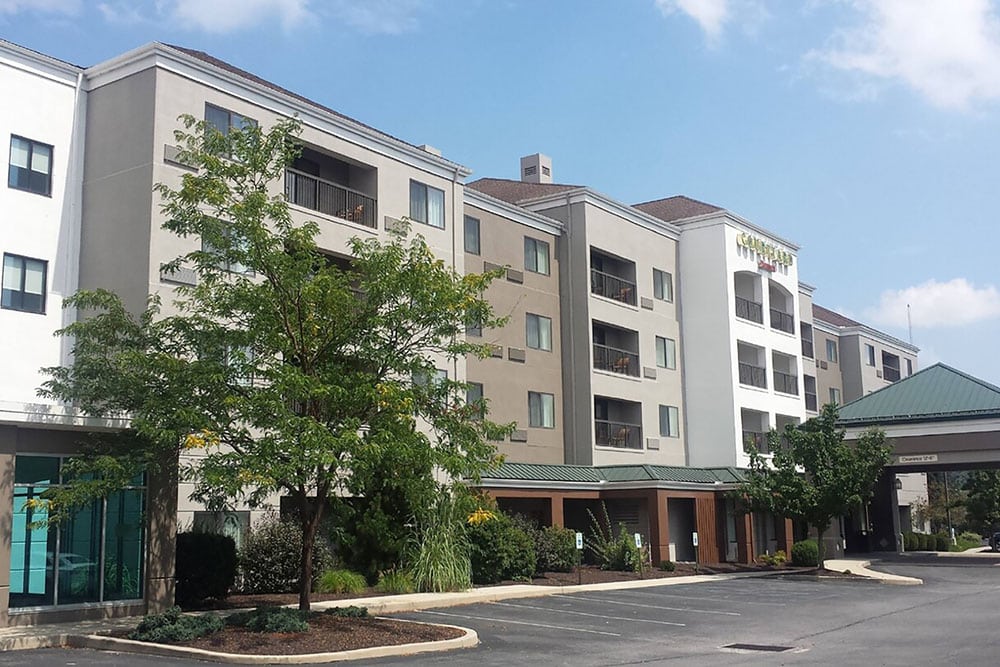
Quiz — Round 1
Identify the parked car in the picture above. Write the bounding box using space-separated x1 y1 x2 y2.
990 532 1000 552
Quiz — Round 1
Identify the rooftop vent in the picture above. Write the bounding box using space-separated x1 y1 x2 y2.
520 153 552 184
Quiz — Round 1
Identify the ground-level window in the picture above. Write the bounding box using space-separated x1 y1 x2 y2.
9 455 146 609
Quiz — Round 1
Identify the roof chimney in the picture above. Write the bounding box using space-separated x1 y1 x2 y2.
520 153 552 184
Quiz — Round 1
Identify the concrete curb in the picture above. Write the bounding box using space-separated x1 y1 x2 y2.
825 559 923 585
67 620 478 664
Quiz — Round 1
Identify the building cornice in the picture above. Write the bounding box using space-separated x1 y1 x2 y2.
672 210 800 252
0 400 129 431
84 43 471 181
477 477 737 493
518 188 681 240
464 188 564 236
798 281 816 295
813 317 919 354
0 39 83 86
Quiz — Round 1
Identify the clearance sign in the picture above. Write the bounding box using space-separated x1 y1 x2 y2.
736 232 793 270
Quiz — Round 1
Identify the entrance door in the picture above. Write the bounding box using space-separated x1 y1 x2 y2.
667 498 696 562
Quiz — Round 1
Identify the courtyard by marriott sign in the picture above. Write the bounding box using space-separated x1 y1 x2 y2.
737 232 793 268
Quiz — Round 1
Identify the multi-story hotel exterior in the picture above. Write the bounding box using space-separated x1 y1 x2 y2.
0 40 926 626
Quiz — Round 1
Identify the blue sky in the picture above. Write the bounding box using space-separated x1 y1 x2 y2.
5 0 1000 384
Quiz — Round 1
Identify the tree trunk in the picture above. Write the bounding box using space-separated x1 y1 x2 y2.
297 493 325 612
816 522 827 571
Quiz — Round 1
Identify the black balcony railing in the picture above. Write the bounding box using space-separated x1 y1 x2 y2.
773 370 799 395
805 391 818 412
284 168 377 229
593 343 640 377
590 269 637 306
743 430 768 454
801 338 814 359
595 419 643 449
884 366 901 382
735 296 764 324
770 308 795 334
739 362 767 389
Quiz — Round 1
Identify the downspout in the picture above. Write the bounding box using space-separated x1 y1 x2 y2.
452 166 461 383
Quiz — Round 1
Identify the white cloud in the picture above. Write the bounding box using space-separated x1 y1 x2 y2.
326 0 424 35
0 0 79 14
656 0 731 39
866 278 1000 328
808 0 1000 109
169 0 311 33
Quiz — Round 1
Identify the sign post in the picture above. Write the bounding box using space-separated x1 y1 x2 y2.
634 533 643 579
692 532 699 573
575 531 584 585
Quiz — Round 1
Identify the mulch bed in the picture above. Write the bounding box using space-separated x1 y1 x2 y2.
180 615 464 656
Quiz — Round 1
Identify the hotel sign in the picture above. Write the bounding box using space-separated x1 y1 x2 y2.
737 232 793 267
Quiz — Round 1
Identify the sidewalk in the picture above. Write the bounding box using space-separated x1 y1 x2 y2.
0 564 914 654
825 558 923 585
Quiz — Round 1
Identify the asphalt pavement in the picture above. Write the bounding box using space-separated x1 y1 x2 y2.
9 558 1000 666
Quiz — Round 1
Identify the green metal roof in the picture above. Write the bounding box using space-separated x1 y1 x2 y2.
838 363 1000 425
481 462 746 486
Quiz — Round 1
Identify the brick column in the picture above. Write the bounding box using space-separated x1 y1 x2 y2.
549 495 564 527
735 512 754 564
647 490 670 564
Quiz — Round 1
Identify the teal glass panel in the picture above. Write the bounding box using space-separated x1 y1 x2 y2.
103 489 145 601
9 473 56 607
57 501 101 604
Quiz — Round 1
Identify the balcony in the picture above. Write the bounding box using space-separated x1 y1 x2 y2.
735 296 763 324
285 168 377 229
593 343 640 377
590 249 637 306
770 308 795 334
773 370 799 396
591 269 636 306
739 362 767 389
595 419 643 450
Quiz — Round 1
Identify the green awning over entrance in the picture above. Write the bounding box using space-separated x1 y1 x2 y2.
838 363 1000 426
482 462 745 485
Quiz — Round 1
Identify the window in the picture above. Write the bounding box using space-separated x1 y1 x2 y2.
466 382 484 420
655 336 676 370
464 215 480 254
906 359 913 376
865 344 876 366
9 136 52 195
409 180 445 228
2 254 46 314
11 456 145 608
653 269 673 302
526 313 553 351
829 387 841 404
226 345 255 387
659 405 679 438
528 391 555 428
826 339 839 363
524 237 550 275
202 226 253 276
205 103 256 137
466 322 482 337
413 368 448 388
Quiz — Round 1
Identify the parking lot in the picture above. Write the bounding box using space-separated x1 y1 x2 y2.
9 559 1000 666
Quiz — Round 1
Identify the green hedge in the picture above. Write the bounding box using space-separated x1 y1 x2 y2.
790 540 819 567
239 514 333 594
467 512 535 584
175 532 237 607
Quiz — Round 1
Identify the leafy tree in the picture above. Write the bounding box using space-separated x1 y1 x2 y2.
738 404 891 568
963 470 1000 535
39 114 510 610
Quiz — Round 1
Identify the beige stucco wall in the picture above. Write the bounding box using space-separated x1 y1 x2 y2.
464 203 563 464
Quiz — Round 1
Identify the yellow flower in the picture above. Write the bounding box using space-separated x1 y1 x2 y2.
467 508 496 525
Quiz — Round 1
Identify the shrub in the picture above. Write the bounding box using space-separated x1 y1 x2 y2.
658 560 676 572
325 605 369 618
959 531 982 545
239 513 333 594
903 532 917 551
129 607 223 643
376 569 415 595
918 533 931 550
534 525 578 573
759 550 788 566
790 540 819 567
586 504 641 572
316 569 367 595
934 533 950 552
467 511 536 584
175 531 237 607
409 494 471 593
227 606 308 633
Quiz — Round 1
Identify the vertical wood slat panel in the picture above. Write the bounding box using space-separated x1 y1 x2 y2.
695 496 718 564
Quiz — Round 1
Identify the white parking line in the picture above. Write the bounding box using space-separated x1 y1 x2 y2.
489 601 686 627
555 594 741 616
635 591 786 606
415 610 623 636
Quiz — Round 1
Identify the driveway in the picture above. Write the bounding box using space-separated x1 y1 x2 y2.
10 561 1000 666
